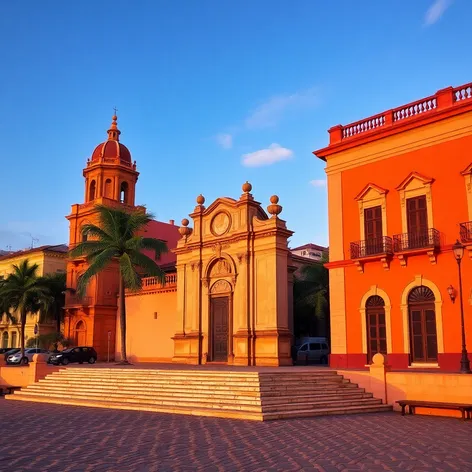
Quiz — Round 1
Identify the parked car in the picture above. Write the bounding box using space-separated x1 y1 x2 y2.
7 348 50 365
3 348 20 361
293 338 330 364
48 347 97 365
0 347 15 355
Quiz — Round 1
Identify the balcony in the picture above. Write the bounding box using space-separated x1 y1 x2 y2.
350 237 393 259
350 237 393 273
459 221 472 243
65 293 91 308
393 228 440 266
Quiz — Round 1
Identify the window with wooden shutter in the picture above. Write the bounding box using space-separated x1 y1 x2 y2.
364 206 383 255
406 196 428 249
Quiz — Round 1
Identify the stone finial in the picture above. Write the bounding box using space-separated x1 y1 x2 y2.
372 353 385 366
178 218 192 239
196 194 205 205
267 195 282 217
242 181 252 193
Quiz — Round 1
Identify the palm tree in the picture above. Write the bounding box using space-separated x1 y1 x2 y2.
38 272 67 351
293 256 330 339
0 260 50 363
69 204 168 364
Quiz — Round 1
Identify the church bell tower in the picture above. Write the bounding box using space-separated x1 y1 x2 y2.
64 115 139 360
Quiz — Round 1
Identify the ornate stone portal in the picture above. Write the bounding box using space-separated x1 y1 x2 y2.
172 182 294 366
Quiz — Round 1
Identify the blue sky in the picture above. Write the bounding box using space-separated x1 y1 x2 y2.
1 0 471 251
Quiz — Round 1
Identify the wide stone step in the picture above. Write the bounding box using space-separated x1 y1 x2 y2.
6 394 264 420
7 393 392 421
42 375 349 388
12 390 263 411
262 398 383 413
23 384 372 404
53 371 341 382
28 382 366 397
262 404 393 420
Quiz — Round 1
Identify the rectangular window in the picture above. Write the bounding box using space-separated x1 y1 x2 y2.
364 206 383 255
406 196 428 249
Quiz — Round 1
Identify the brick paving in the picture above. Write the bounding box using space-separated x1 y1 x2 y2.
1 398 471 472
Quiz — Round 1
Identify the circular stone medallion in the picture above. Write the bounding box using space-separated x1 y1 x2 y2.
211 212 230 236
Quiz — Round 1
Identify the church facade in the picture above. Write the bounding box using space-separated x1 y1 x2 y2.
64 116 295 365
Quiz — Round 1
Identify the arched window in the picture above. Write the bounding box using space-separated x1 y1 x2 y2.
11 331 17 348
104 179 112 198
365 295 387 362
120 182 129 203
74 320 86 346
408 286 437 363
89 180 96 201
1 331 8 348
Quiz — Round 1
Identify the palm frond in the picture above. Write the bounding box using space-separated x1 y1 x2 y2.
129 250 166 283
76 247 117 296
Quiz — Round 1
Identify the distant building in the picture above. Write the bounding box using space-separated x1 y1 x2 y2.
0 244 68 348
291 243 328 262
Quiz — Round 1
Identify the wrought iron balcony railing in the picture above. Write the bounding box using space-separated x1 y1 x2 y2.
459 221 472 243
393 228 440 252
350 236 393 259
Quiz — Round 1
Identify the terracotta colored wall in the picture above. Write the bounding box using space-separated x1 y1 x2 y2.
117 290 178 362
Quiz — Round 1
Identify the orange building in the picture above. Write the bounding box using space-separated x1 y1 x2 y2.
314 82 472 371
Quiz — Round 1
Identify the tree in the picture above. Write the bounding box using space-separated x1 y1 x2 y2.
26 332 73 350
69 204 168 364
293 256 330 339
0 260 50 363
38 272 66 351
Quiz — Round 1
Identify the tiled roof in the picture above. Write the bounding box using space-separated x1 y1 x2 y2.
0 244 69 262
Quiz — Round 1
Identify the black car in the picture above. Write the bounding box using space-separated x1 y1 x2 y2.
48 347 97 365
2 348 20 361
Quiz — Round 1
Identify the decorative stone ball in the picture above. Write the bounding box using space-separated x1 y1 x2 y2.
372 353 385 366
196 194 205 205
267 195 282 217
181 218 189 227
242 181 252 193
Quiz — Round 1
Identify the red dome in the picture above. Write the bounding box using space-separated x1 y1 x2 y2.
91 140 132 163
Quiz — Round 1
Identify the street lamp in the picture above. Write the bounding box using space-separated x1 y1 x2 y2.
452 239 471 374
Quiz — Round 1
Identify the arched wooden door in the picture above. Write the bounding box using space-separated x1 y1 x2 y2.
74 320 86 346
408 286 437 363
365 295 387 363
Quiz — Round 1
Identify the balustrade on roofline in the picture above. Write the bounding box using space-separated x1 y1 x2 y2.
141 273 177 289
331 82 472 143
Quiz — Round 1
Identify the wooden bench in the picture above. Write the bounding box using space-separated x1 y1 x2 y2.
397 400 472 420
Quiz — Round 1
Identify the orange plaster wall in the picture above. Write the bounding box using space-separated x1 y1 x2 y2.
338 369 472 419
339 133 472 365
117 291 178 362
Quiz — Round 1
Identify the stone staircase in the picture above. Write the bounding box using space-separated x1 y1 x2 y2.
6 368 392 420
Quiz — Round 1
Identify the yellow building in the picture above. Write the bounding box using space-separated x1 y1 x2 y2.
0 244 68 348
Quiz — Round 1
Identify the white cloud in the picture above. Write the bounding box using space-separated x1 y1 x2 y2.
242 143 293 167
310 179 326 188
424 0 453 26
244 87 319 129
215 133 233 149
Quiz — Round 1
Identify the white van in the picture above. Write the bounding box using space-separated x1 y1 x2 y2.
294 337 329 364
